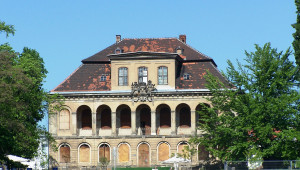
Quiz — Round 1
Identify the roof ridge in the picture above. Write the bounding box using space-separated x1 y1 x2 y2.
175 38 212 60
122 37 177 40
81 38 126 61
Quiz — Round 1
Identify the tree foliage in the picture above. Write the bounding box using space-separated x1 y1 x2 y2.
0 21 62 167
0 21 15 38
190 43 300 162
293 0 300 67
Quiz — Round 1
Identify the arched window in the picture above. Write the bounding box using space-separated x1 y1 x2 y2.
118 143 130 162
118 67 128 86
59 144 70 163
138 143 150 167
79 144 90 162
158 142 170 161
59 109 70 130
158 66 168 85
99 143 110 161
177 142 189 155
138 67 148 83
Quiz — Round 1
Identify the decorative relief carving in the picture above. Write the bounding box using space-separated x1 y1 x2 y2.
131 80 156 102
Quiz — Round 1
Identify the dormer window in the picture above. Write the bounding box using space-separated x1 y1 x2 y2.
100 75 107 81
138 67 148 83
183 73 191 80
176 46 183 55
115 48 122 54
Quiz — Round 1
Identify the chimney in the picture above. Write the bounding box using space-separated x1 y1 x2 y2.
116 35 121 43
179 34 186 43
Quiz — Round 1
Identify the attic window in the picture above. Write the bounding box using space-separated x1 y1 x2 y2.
115 48 122 54
176 47 183 55
183 73 191 80
100 75 107 81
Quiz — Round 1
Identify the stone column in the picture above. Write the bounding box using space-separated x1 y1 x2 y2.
171 110 176 135
191 110 196 135
112 111 117 136
151 111 156 135
72 112 77 136
131 111 136 135
92 112 96 136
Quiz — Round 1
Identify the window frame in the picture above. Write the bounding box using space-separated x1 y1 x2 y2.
158 66 168 85
183 73 191 80
100 74 107 82
138 66 148 83
118 67 128 86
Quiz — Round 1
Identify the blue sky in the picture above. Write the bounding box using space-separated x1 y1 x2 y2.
0 1 296 126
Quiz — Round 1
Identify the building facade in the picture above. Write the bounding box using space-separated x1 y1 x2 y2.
49 35 227 168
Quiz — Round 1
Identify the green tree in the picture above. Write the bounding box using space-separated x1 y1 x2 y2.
293 0 300 67
0 21 62 168
190 43 300 162
0 20 15 38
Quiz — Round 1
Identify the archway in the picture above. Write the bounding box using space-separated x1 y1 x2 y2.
77 105 92 130
97 105 112 129
136 104 151 135
176 104 191 128
117 105 131 129
156 104 171 128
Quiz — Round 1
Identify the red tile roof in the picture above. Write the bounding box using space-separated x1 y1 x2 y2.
82 38 211 63
52 37 227 92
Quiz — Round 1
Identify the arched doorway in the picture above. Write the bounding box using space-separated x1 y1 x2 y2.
138 143 150 167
